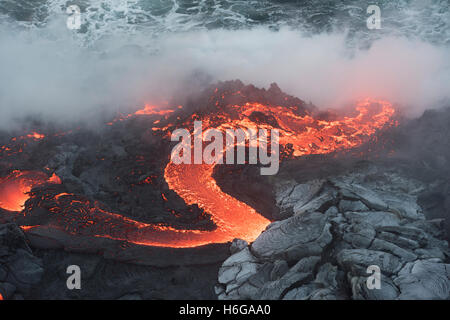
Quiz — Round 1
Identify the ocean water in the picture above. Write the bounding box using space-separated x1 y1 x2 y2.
1 0 448 45
0 0 449 126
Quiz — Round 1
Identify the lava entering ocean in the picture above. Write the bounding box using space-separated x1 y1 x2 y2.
0 87 396 248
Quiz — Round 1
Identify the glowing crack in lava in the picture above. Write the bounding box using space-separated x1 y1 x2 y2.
0 171 60 211
0 98 396 248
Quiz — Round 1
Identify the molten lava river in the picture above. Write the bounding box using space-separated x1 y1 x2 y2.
0 98 395 248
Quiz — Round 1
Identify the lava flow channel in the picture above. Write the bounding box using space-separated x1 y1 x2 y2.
0 99 395 248
162 98 396 247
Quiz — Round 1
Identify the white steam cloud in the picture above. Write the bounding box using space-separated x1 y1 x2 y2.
1 21 449 129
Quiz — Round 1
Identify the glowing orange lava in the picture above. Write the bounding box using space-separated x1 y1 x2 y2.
225 98 395 157
163 98 396 246
0 98 396 248
107 104 177 125
0 171 61 212
26 132 45 140
134 104 176 116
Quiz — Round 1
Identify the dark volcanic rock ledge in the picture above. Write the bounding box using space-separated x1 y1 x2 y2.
0 224 228 299
28 248 224 300
216 165 450 300
0 223 44 299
